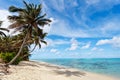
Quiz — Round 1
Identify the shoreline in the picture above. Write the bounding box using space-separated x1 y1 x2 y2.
0 61 119 80
32 60 120 80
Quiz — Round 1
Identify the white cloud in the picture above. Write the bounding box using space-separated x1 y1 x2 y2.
91 47 97 51
68 38 78 51
0 9 23 36
50 48 60 55
83 18 120 37
42 18 53 33
91 47 104 51
49 19 89 38
81 42 91 49
50 49 58 53
100 20 120 36
47 38 69 46
0 9 11 34
96 36 120 48
43 25 50 33
40 38 70 48
42 17 54 33
0 10 9 21
96 39 110 45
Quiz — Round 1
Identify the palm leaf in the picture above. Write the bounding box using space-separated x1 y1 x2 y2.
41 40 47 45
0 31 7 37
35 13 46 22
9 6 23 12
0 28 9 32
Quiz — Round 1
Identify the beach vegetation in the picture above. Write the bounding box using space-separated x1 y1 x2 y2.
0 52 21 64
0 35 30 64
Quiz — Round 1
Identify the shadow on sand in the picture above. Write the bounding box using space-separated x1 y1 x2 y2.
19 61 86 77
19 61 40 67
19 61 65 69
53 70 85 77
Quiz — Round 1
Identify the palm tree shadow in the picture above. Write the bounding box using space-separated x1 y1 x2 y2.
18 61 40 67
40 64 66 69
54 70 86 77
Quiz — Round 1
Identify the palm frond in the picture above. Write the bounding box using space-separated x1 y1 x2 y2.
37 19 51 26
8 16 21 21
41 40 47 45
0 31 7 37
9 6 23 12
0 28 9 32
35 13 46 22
41 33 48 39
9 22 24 29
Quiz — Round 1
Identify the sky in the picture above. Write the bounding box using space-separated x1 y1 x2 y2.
0 0 120 59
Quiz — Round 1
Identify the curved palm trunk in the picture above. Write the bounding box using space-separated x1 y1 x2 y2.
8 32 28 65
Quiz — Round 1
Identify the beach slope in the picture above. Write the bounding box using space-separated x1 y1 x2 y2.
0 61 119 80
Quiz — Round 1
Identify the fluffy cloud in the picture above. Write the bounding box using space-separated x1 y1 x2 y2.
91 47 97 51
0 9 11 28
91 47 104 51
99 19 120 36
81 42 91 49
39 37 70 49
0 9 12 35
45 38 69 47
50 48 60 55
96 36 120 48
42 17 55 33
50 49 58 53
0 9 23 35
68 38 79 51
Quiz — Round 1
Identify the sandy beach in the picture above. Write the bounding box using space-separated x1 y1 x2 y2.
0 61 119 80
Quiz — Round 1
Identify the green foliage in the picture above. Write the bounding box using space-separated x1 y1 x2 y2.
0 35 30 61
0 52 21 65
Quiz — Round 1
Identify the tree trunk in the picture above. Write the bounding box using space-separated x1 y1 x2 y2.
8 33 28 65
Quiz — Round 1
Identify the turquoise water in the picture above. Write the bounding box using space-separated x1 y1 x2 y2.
32 58 120 78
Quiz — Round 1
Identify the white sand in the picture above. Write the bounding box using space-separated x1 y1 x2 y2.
0 61 119 80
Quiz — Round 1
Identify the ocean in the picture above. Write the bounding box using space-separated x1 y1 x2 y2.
31 58 120 78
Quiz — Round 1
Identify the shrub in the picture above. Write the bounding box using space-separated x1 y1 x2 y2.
0 52 22 65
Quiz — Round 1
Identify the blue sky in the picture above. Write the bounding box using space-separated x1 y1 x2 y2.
0 0 120 59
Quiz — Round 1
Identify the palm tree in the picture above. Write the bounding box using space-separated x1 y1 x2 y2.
8 1 51 64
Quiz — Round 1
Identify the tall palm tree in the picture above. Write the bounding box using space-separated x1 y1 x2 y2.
8 1 51 64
